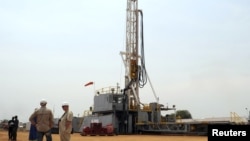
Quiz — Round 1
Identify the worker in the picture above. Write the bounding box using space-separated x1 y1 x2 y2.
8 116 15 140
59 101 73 141
29 99 54 141
29 108 38 141
12 115 19 141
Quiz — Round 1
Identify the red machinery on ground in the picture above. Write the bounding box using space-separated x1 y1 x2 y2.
81 123 115 136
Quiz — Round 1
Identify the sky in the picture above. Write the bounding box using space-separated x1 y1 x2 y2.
0 0 250 123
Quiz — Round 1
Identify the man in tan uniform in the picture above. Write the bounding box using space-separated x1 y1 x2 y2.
59 102 73 141
29 99 54 141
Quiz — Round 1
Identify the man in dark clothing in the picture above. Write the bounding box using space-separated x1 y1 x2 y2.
12 115 19 141
8 117 15 140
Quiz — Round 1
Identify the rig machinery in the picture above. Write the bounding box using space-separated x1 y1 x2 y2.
80 0 209 136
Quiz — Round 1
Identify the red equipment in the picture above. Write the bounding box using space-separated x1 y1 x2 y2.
81 123 115 136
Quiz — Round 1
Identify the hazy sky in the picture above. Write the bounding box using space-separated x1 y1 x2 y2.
0 0 249 122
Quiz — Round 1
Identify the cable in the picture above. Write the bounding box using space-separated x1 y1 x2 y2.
138 10 147 88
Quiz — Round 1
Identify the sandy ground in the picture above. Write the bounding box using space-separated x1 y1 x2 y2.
0 130 207 141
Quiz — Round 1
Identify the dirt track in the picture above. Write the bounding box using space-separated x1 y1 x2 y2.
0 130 207 141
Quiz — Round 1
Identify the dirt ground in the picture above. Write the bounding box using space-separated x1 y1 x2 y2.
0 130 207 141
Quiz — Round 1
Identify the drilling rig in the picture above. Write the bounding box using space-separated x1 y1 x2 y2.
79 0 175 135
79 0 212 136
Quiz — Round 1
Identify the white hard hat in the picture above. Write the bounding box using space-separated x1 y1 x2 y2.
62 101 69 106
40 99 47 104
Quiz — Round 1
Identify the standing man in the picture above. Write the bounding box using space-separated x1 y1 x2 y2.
29 99 54 141
59 102 73 141
12 115 19 141
29 108 38 141
8 116 15 140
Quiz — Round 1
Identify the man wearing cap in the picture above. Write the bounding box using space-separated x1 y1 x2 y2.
59 102 73 141
29 99 54 141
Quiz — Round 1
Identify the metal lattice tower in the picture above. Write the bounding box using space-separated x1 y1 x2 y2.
120 0 140 109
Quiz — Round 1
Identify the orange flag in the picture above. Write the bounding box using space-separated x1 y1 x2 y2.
84 81 94 87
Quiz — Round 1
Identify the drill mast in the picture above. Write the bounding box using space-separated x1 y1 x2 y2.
121 0 140 110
